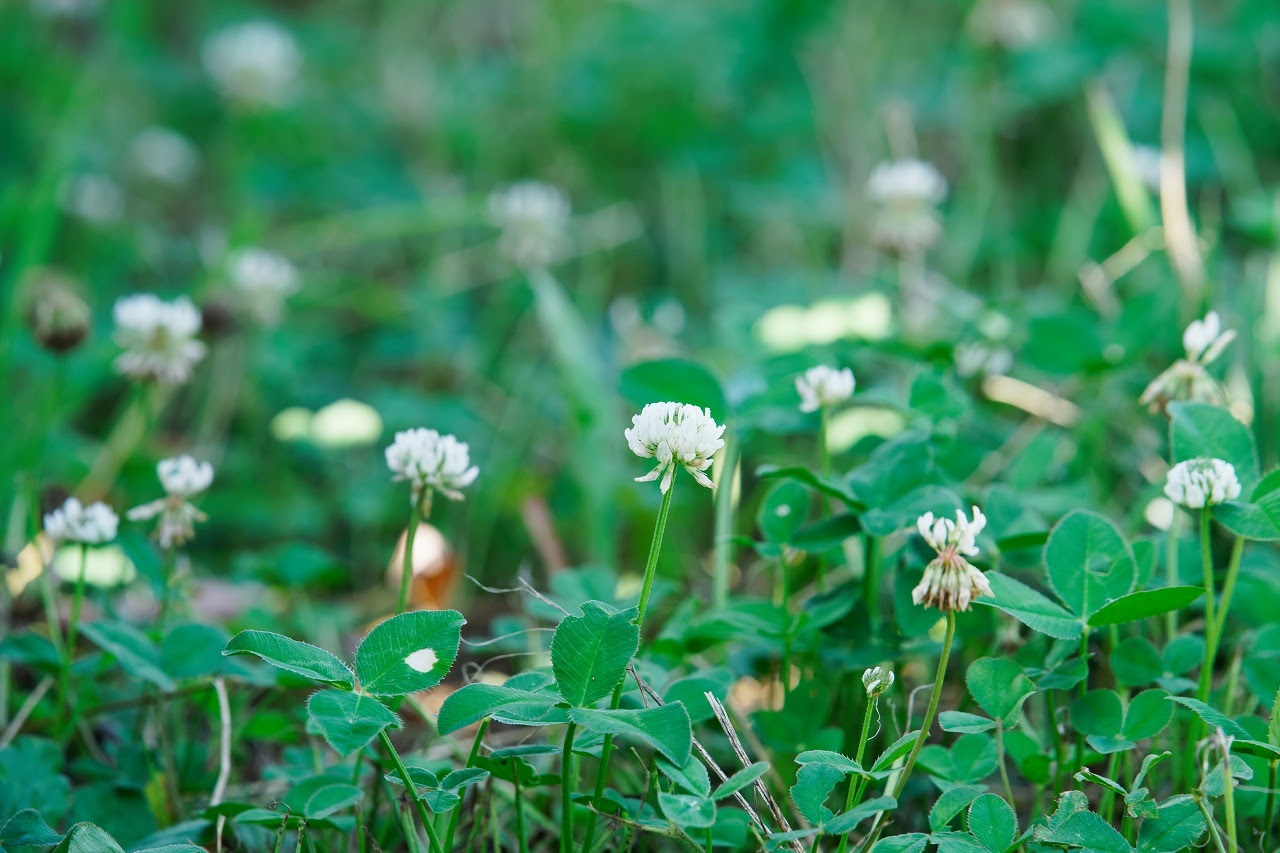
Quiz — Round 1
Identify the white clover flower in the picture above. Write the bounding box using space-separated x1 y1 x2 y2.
1140 311 1236 410
385 428 479 504
1163 458 1242 509
57 174 123 224
127 455 214 548
113 294 207 385
796 366 856 414
625 402 726 494
861 666 895 698
487 181 571 268
867 159 948 253
203 20 302 109
130 127 200 186
968 0 1055 50
43 498 119 545
226 247 300 325
912 506 992 612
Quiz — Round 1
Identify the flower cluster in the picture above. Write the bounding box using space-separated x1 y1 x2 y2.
127 456 214 548
1163 458 1242 509
227 248 300 326
625 402 726 493
113 294 207 385
861 665 895 698
43 498 119 545
867 159 948 253
912 506 992 612
487 181 571 269
796 366 855 413
385 429 479 504
203 20 302 109
1140 311 1236 410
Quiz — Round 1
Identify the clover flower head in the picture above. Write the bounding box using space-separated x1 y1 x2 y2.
385 428 479 503
1139 311 1236 412
487 181 571 268
1163 457 1242 509
912 506 991 612
1182 311 1236 365
625 402 726 494
43 498 119 545
130 127 200 186
203 20 301 109
127 455 214 548
867 159 948 253
796 366 856 413
862 666 895 698
227 247 300 325
113 294 207 385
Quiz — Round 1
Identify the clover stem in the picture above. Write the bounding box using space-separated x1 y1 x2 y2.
997 724 1017 812
1264 760 1277 846
156 544 178 631
514 769 529 853
1210 537 1245 649
1196 508 1219 706
1165 512 1180 642
835 693 877 853
444 718 489 850
560 722 578 852
397 490 431 615
892 611 955 799
1222 748 1238 853
378 729 442 853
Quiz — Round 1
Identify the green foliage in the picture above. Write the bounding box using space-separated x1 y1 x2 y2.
306 689 400 756
223 630 354 689
550 601 639 706
354 610 465 696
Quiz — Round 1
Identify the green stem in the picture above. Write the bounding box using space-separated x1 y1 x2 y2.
580 477 677 851
997 725 1017 812
711 436 738 610
1222 746 1237 852
1197 795 1227 853
892 612 955 799
1099 750 1121 823
835 692 877 853
705 826 713 853
514 770 528 853
1211 537 1245 645
397 492 430 615
1264 760 1277 847
864 536 881 634
1196 510 1220 706
1165 512 1180 642
1075 631 1089 772
816 406 831 592
561 722 578 853
156 545 178 632
378 730 443 853
65 544 88 663
444 719 489 851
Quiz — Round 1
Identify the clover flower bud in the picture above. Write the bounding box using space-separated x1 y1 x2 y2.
862 666 895 698
1163 458 1242 509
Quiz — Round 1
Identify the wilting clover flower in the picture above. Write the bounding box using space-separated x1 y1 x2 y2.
43 498 119 545
862 666 895 698
912 506 992 612
25 270 90 354
202 20 301 109
867 159 948 253
226 247 300 326
487 181 571 268
385 429 479 504
127 456 214 548
625 402 726 494
796 366 856 413
1163 458 1242 509
113 294 207 385
1140 311 1236 411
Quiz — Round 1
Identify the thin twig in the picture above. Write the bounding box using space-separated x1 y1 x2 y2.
0 676 54 748
706 692 806 853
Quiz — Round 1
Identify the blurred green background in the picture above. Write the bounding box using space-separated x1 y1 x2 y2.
4 0 1280 631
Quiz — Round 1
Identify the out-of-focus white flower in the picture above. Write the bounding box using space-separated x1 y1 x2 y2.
1163 458 1242 509
311 399 383 448
625 402 726 493
386 429 479 503
912 506 992 612
43 498 119 545
127 455 214 548
226 247 299 325
203 20 302 109
130 127 200 186
113 294 207 385
57 174 123 224
487 181 571 268
968 0 1055 50
861 666 895 698
50 544 137 587
954 341 1013 378
867 159 948 253
30 0 102 18
796 366 856 413
1140 311 1236 410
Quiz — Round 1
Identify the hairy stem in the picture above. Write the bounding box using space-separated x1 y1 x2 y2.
561 722 578 853
378 730 442 853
